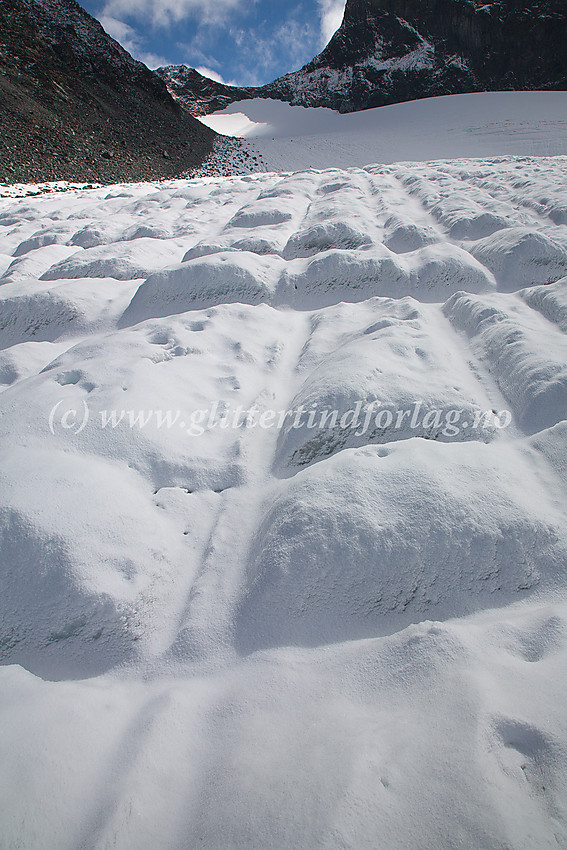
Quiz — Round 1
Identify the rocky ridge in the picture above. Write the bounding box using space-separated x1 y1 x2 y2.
158 0 567 115
0 0 216 184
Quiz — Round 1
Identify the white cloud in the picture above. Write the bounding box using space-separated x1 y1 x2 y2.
273 15 316 71
101 0 255 30
317 0 346 47
99 14 137 44
137 50 172 69
98 1 345 81
195 66 227 83
221 7 317 86
99 14 170 66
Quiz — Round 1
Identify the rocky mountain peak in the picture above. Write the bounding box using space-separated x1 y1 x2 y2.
158 0 567 115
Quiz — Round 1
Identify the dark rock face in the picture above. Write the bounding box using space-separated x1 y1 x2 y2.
157 66 251 117
0 0 216 184
158 0 567 115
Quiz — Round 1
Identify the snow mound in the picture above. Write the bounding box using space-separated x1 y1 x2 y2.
406 242 496 297
0 286 87 348
548 204 567 225
446 211 511 240
0 341 67 390
68 221 128 248
280 242 494 309
13 224 77 257
0 278 137 349
274 297 497 472
467 228 567 291
530 421 567 488
1 245 81 284
236 440 567 652
444 290 567 431
401 179 517 240
228 202 293 228
283 220 374 258
279 246 409 308
118 222 174 241
40 238 184 282
120 252 285 323
0 447 189 680
520 278 567 333
384 219 441 253
21 303 293 492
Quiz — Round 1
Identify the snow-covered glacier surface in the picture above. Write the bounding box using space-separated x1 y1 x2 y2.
1 155 567 849
202 91 567 171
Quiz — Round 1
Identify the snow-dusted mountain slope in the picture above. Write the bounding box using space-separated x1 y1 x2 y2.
1 149 567 847
158 0 567 116
201 91 567 171
262 0 567 113
157 0 567 115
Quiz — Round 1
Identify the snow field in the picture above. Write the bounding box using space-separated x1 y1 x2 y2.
202 92 567 169
1 149 567 847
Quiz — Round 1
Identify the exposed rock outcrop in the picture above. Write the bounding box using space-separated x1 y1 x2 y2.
0 0 215 183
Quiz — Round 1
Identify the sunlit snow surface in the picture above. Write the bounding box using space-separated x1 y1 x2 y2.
202 91 567 168
2 108 567 848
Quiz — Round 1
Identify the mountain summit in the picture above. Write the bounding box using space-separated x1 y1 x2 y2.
159 0 567 114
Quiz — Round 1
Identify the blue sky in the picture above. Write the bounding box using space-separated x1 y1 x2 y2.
82 0 346 85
